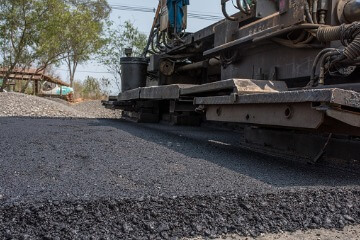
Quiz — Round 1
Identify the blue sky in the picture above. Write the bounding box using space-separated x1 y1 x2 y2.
56 0 228 94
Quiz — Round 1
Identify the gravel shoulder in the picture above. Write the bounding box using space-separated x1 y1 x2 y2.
0 92 121 119
70 100 121 119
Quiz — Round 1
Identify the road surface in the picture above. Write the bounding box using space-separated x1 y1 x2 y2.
0 117 360 239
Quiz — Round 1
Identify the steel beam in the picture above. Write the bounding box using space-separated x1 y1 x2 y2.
181 79 288 96
140 84 195 100
205 103 324 129
195 88 360 109
118 88 141 101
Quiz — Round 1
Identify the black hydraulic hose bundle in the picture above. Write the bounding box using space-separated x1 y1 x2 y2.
221 0 238 21
310 48 337 86
162 33 173 49
142 3 162 57
221 0 253 21
151 30 163 54
317 22 360 60
310 22 360 86
341 23 360 60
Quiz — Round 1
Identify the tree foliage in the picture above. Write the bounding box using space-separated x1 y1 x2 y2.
74 76 109 99
98 19 147 91
0 0 110 91
64 0 110 87
0 0 49 91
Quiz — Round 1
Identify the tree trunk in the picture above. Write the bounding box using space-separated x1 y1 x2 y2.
21 80 31 93
67 55 78 88
69 71 75 87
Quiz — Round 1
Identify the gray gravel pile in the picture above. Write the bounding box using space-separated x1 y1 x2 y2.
0 92 86 118
1 189 359 239
71 100 121 119
44 97 70 106
0 93 121 119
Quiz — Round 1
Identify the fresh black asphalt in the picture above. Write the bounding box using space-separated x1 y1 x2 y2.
0 117 359 239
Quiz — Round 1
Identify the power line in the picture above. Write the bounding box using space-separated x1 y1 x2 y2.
109 4 223 21
111 5 223 21
111 5 155 13
55 69 111 74
108 0 222 15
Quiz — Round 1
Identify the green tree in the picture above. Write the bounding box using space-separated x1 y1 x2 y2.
98 20 147 91
0 0 47 91
75 76 109 99
20 0 71 93
32 0 70 71
63 0 110 87
0 0 110 91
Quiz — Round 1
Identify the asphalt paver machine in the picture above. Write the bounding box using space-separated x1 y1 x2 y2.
115 0 360 163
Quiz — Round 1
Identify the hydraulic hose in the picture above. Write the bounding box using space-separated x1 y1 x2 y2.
222 0 238 21
310 48 337 86
317 22 360 60
318 51 342 85
236 0 249 14
162 32 173 49
310 22 360 86
317 25 343 42
152 30 164 53
312 0 319 24
142 2 161 57
305 1 314 24
156 31 167 52
244 0 251 12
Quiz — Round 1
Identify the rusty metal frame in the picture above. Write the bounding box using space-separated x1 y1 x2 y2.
205 103 325 129
195 88 360 110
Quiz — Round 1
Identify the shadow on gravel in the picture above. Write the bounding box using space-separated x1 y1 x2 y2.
98 119 360 189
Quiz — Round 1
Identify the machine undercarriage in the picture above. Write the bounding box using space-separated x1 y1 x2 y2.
109 0 360 163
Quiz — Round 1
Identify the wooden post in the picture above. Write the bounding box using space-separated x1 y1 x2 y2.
34 80 39 95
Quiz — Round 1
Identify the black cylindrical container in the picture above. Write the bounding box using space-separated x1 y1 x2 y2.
120 57 148 92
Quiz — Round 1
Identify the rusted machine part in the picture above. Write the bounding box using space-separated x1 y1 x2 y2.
337 0 360 23
318 0 330 24
205 103 325 129
205 24 321 57
194 87 360 136
160 59 175 76
176 59 220 72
